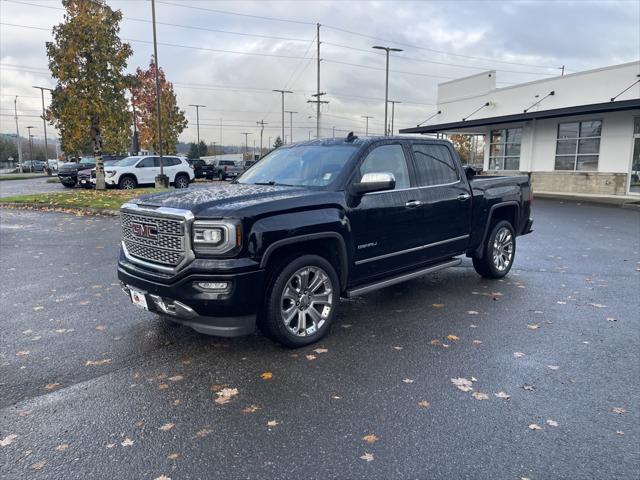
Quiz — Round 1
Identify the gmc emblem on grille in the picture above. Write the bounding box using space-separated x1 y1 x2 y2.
131 222 158 239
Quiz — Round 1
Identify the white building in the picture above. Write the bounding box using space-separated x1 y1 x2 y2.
401 61 640 197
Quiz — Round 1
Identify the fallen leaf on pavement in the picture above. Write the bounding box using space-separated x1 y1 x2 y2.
451 378 473 392
16 350 30 357
527 324 540 330
215 387 238 405
242 405 261 413
612 407 626 415
313 348 328 354
360 452 374 462
528 424 542 430
546 419 559 427
195 428 213 438
616 431 624 436
467 310 479 315
523 384 536 391
121 438 134 447
260 372 273 380
472 392 489 400
168 375 184 382
418 400 431 408
106 443 116 449
267 420 279 427
472 340 482 345
33 306 44 311
55 443 69 452
85 359 111 366
589 303 606 308
432 303 445 308
495 391 511 400
606 317 617 322
362 434 379 444
547 365 560 370
305 354 317 361
31 460 46 470
158 383 169 390
514 352 526 358
402 378 414 384
167 453 179 460
154 475 171 480
446 334 460 341
44 383 60 390
430 339 442 345
159 423 175 431
392 346 403 351
0 434 17 447
95 325 107 331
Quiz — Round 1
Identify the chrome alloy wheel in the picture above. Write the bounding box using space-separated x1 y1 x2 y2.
280 266 334 337
492 227 514 272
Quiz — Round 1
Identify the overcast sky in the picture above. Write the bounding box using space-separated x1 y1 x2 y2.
1 0 638 148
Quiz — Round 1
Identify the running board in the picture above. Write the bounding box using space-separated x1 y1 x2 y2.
345 258 461 298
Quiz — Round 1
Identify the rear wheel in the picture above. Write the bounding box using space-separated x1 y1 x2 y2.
60 180 75 188
473 220 516 278
118 175 137 190
175 173 190 189
260 254 339 348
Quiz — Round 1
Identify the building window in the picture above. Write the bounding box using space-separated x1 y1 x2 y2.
489 128 522 170
554 120 602 171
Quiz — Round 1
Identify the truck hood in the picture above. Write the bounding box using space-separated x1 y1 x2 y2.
59 162 93 172
131 183 340 217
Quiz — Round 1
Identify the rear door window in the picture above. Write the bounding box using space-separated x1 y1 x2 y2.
411 144 459 186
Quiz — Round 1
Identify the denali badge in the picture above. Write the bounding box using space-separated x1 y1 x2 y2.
131 222 158 239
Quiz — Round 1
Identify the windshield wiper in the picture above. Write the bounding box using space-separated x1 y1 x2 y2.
253 181 276 185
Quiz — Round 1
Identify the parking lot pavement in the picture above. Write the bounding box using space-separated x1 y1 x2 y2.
1 199 638 479
0 177 63 198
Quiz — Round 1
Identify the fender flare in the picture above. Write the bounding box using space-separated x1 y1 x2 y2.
475 201 520 258
259 232 349 289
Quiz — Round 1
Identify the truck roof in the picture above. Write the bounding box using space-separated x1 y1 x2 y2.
283 135 453 148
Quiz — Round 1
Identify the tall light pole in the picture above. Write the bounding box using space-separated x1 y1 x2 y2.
26 126 35 160
388 100 401 135
285 111 297 144
240 132 252 159
188 104 205 147
151 0 167 187
362 115 374 136
13 96 23 172
273 89 292 143
372 45 403 135
32 86 52 171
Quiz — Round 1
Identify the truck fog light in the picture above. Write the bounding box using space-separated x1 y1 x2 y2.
196 281 229 291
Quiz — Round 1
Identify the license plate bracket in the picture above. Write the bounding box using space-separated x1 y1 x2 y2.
129 287 149 311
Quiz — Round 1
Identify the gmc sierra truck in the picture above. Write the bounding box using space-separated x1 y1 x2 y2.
118 135 533 347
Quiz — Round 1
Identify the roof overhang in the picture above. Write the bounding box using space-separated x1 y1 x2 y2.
400 98 640 134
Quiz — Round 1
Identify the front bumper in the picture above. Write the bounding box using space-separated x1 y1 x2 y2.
117 250 265 337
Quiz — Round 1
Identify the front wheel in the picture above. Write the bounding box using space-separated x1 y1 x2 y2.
174 174 190 189
472 220 516 278
118 175 137 190
260 254 339 348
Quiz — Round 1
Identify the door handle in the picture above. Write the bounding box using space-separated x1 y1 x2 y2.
457 193 471 201
405 200 422 208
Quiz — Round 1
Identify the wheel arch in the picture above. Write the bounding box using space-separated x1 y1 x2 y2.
474 201 519 258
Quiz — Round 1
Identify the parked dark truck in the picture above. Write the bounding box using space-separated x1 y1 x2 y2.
118 136 533 347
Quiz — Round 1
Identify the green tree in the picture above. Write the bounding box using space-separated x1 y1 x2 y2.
198 140 208 158
46 0 132 189
131 57 187 155
187 142 199 159
0 136 18 162
273 136 283 149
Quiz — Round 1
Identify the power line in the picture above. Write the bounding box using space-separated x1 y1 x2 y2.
323 59 453 80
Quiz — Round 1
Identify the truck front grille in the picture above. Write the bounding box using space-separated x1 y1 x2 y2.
121 211 187 268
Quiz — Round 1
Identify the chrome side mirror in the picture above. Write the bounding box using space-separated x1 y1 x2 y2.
350 172 396 195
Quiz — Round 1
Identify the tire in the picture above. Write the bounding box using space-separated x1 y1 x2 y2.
174 173 190 189
473 220 516 279
260 254 339 348
60 179 76 188
118 175 137 190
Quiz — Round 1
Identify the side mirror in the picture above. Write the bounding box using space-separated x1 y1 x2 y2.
350 172 396 196
464 165 479 180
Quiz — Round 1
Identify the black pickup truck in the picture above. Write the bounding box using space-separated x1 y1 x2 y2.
118 136 532 347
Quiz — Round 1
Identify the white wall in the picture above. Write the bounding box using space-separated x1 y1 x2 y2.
435 62 640 126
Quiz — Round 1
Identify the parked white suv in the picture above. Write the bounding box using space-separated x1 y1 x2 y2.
96 155 194 189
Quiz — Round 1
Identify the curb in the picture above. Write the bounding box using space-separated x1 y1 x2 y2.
0 202 120 216
534 192 640 208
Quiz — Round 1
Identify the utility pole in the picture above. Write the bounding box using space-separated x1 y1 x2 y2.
188 104 206 147
332 126 335 138
284 111 297 144
32 86 52 172
212 141 216 157
256 120 268 157
307 94 329 139
151 0 167 187
372 45 403 135
388 100 401 135
240 132 252 159
362 115 374 136
13 96 23 172
316 23 321 138
273 89 292 143
26 126 35 160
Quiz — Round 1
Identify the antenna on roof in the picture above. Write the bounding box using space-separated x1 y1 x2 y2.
346 132 358 143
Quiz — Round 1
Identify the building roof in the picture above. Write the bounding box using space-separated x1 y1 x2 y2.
400 98 640 134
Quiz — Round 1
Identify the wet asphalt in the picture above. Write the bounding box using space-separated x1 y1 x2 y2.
0 198 639 480
0 178 63 198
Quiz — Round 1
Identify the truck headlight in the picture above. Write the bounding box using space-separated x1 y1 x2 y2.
105 170 116 177
192 221 241 255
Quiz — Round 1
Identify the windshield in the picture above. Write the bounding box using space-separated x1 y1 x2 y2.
79 156 95 164
237 145 357 187
114 156 142 167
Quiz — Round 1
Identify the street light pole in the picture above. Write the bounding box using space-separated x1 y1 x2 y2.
388 100 401 135
188 104 206 147
13 96 23 172
151 0 167 187
273 89 292 143
256 120 267 158
372 45 403 135
285 111 297 144
32 86 52 172
240 132 252 159
361 115 374 136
